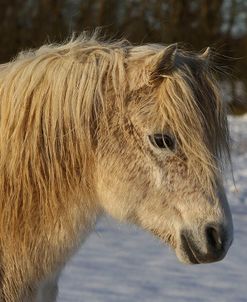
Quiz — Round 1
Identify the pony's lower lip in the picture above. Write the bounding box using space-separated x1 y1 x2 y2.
180 234 200 264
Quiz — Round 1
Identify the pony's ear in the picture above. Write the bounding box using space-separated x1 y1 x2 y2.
200 47 210 60
151 44 177 80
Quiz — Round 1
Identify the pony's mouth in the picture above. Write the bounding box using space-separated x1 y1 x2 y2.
178 227 231 265
180 234 200 264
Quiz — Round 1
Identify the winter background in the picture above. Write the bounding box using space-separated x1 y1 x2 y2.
58 115 247 301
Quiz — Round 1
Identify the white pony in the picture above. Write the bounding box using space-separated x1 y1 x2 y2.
0 35 233 301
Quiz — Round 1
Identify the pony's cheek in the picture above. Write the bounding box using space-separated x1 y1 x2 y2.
95 157 154 221
94 163 132 220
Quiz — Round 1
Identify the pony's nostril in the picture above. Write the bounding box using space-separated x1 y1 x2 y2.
180 225 229 264
205 226 223 251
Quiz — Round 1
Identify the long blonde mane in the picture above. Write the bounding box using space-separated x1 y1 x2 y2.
0 34 229 233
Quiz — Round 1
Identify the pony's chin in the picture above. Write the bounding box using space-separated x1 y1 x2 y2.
175 249 200 264
175 245 201 265
175 241 228 265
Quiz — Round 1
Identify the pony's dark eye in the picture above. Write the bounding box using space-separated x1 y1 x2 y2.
149 134 175 150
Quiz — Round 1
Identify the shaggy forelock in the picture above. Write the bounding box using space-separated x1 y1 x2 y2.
128 45 230 195
157 61 230 193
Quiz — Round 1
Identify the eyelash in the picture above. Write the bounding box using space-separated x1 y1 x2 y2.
148 133 175 150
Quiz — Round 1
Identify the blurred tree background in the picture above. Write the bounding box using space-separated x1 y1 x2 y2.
0 0 246 114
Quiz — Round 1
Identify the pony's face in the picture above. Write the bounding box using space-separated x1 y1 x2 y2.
96 45 233 264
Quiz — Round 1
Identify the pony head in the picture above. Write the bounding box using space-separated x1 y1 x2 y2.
95 41 233 264
0 36 233 265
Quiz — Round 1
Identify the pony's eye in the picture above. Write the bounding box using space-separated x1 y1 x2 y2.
149 134 175 150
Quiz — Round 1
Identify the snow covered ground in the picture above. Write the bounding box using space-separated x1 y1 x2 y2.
58 115 247 302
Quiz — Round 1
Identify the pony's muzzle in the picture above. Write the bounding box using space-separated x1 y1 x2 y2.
180 224 232 264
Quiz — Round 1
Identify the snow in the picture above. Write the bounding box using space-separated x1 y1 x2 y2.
58 115 247 302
